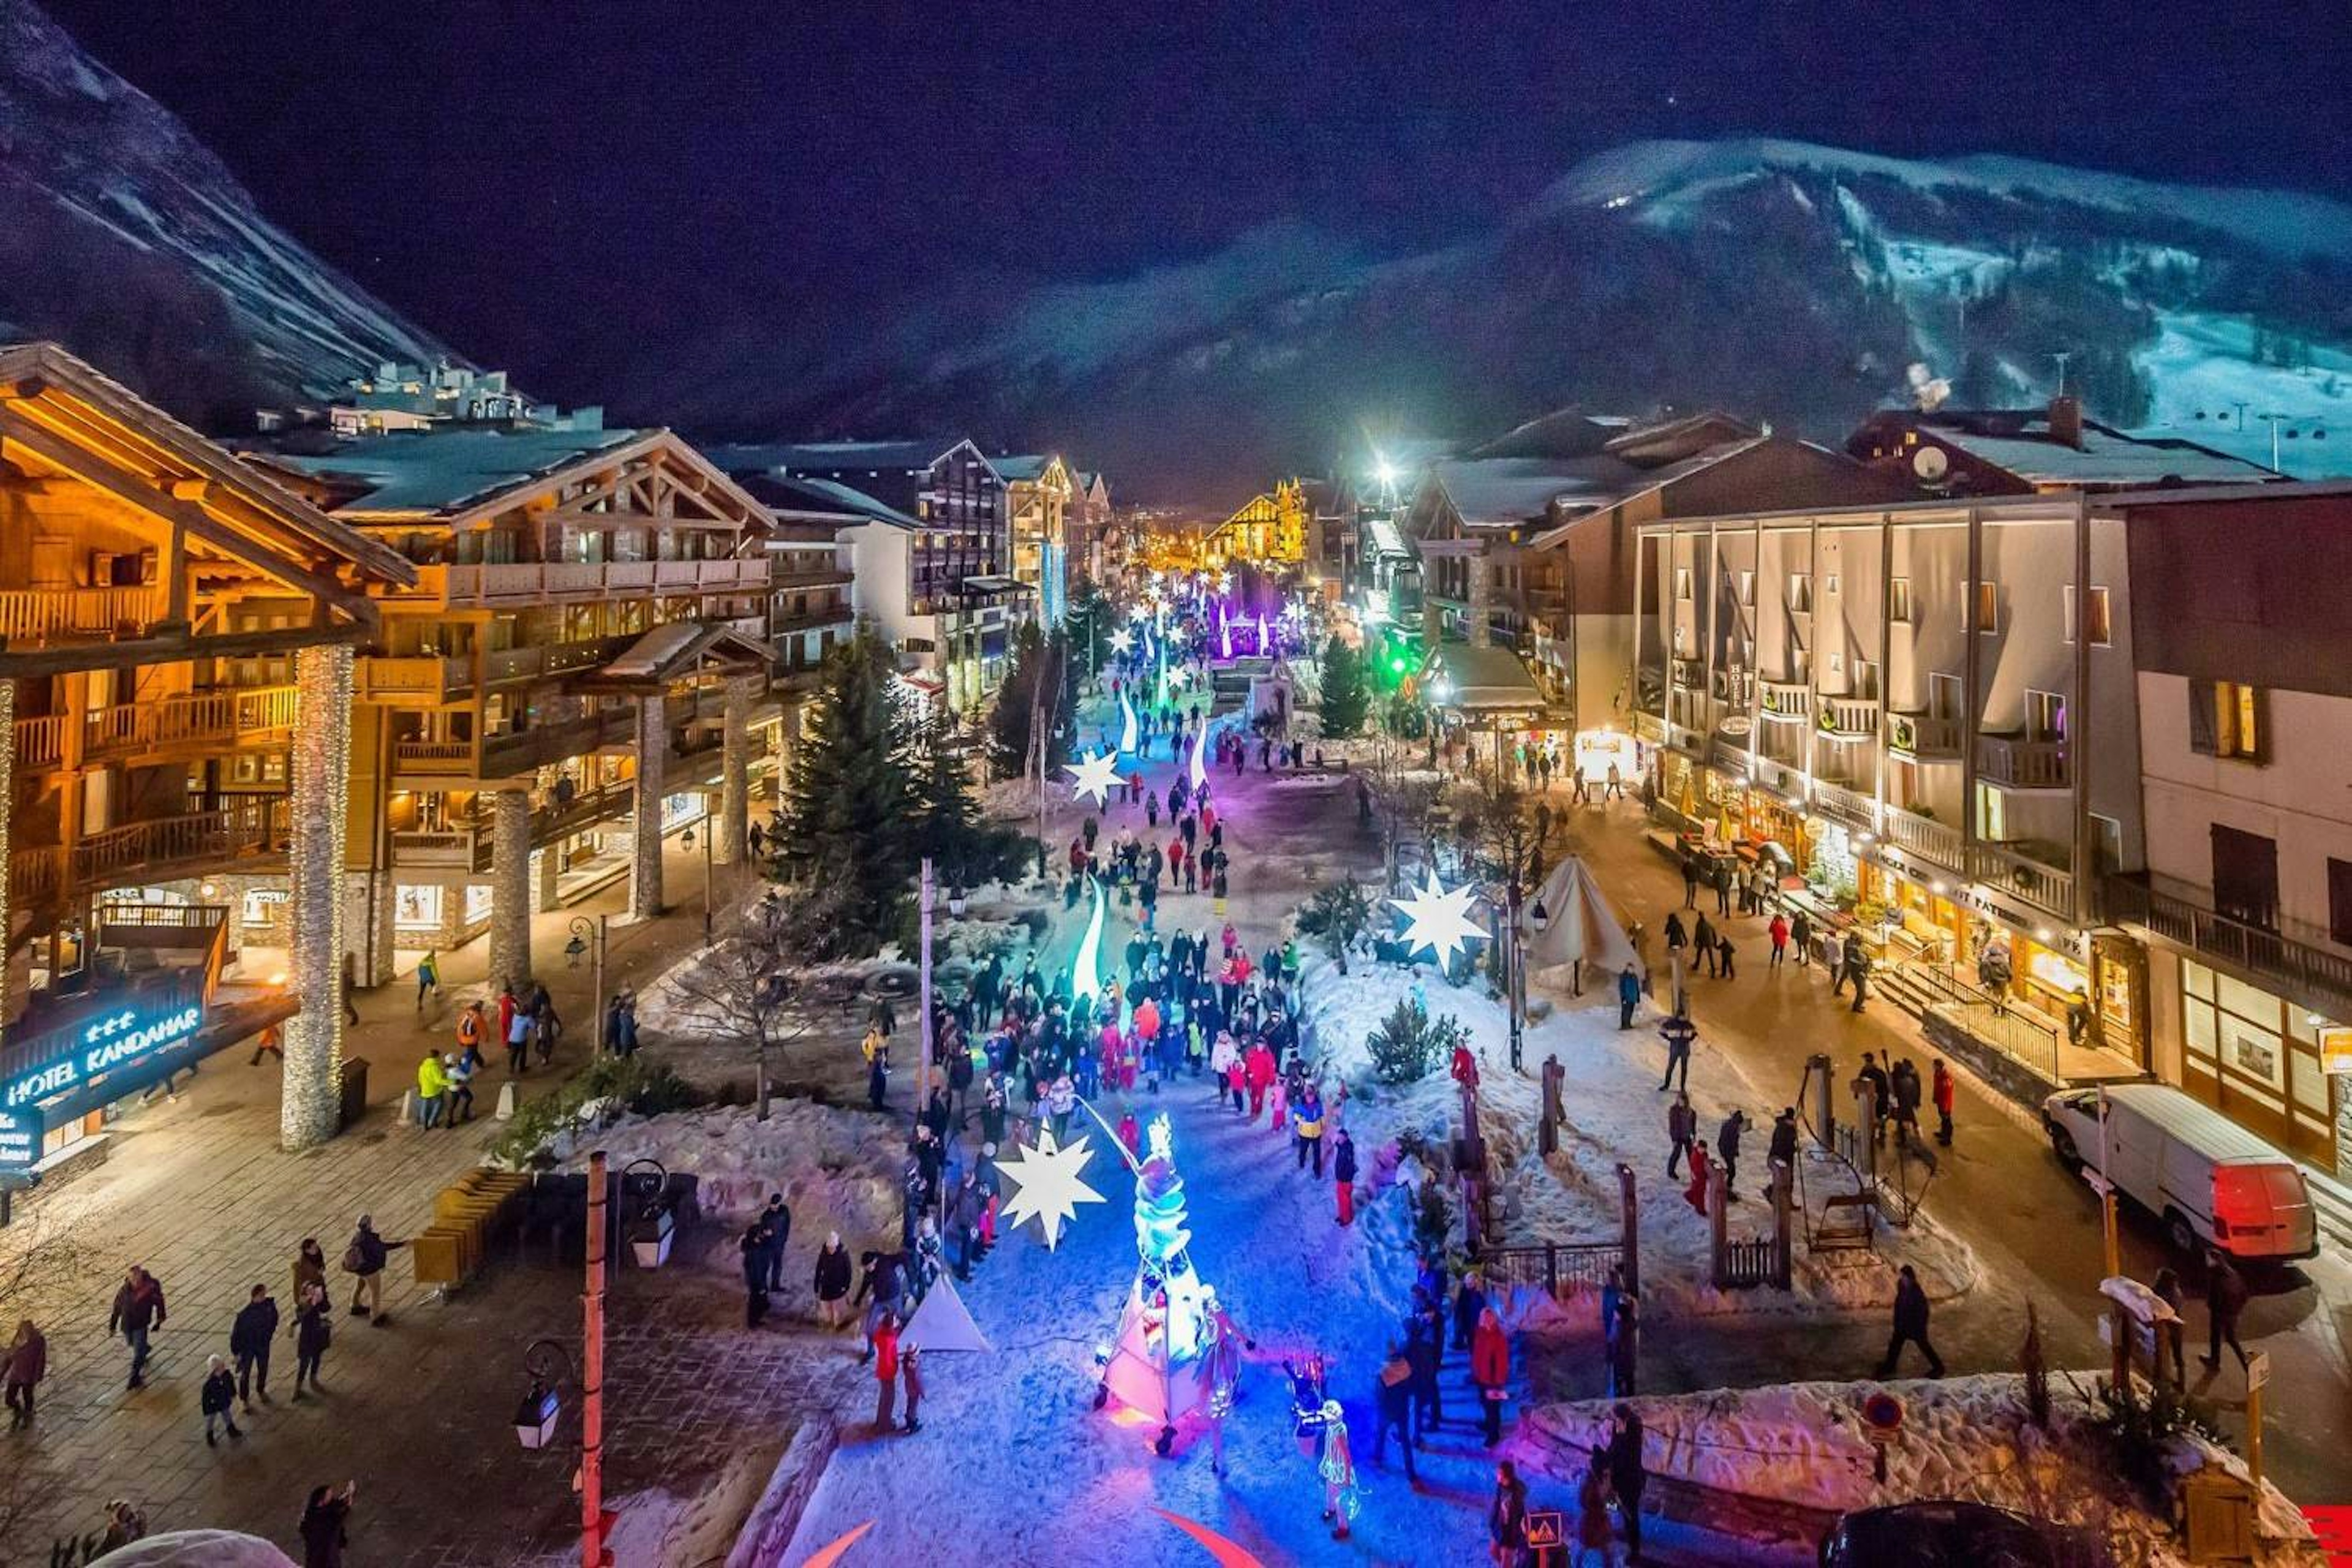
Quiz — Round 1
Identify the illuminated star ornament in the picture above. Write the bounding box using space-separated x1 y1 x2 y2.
1390 868 1486 967
1066 748 1121 808
998 1125 1106 1250
1164 664 1191 692
1108 628 1136 657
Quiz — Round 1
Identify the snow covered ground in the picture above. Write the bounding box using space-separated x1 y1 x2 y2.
1297 948 1981 1321
1514 1375 2325 1567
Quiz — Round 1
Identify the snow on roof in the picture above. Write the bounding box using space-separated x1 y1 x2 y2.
989 453 1054 483
265 425 643 516
1365 518 1411 559
708 439 961 475
1421 643 1545 709
1924 420 2277 486
735 472 921 529
1431 440 1761 530
589 620 773 687
1539 137 2352 262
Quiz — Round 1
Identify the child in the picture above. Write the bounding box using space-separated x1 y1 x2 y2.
1117 1110 1140 1163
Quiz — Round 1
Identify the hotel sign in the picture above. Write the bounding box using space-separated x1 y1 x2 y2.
3 1005 204 1111
0 1105 40 1172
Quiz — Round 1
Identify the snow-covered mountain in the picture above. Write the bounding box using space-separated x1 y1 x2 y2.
0 0 450 426
692 137 2352 494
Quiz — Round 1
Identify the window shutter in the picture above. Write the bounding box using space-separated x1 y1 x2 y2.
2187 680 2217 755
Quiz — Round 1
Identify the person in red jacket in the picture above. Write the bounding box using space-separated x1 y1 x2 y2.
1471 1307 1512 1446
870 1314 900 1432
1931 1057 1956 1145
1451 1041 1480 1093
1243 1040 1278 1119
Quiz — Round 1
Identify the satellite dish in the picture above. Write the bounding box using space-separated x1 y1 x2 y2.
1912 446 1950 482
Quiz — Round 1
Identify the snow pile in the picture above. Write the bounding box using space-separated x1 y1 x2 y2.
1514 1375 2324 1567
1297 950 1980 1318
96 1533 296 1568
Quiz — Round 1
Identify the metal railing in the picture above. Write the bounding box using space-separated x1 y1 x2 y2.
1896 960 2061 1083
0 586 164 644
1477 1240 1626 1296
2107 873 2352 1015
1882 808 1962 872
1812 779 1876 831
1967 842 2075 919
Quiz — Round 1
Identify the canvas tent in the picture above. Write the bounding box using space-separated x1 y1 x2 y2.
1517 854 1637 985
899 1272 993 1353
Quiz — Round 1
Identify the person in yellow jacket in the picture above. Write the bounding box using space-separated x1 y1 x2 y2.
415 1050 449 1130
1292 1083 1327 1178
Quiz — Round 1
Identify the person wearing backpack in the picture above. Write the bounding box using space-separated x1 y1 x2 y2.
342 1216 404 1326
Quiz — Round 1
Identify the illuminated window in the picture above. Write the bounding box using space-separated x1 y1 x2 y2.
1889 578 1912 622
2188 680 2265 763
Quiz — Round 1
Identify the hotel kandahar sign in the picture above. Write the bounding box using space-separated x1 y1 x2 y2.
2 1004 205 1115
0 1104 40 1173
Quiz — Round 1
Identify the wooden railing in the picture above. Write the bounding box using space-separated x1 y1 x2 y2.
14 687 299 768
393 739 477 772
0 586 164 644
1976 734 2070 789
1882 808 1962 872
436 559 767 607
1812 778 1876 831
9 801 285 906
1968 842 2075 919
358 655 472 698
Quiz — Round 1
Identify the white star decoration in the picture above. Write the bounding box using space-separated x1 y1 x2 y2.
997 1125 1106 1250
1390 868 1486 967
1066 748 1121 807
1164 664 1191 692
1108 628 1136 656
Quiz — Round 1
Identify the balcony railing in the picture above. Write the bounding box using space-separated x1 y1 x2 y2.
1977 734 2070 790
1883 808 1962 873
14 687 299 768
1818 695 1881 739
0 586 165 646
433 559 768 607
1969 842 2076 919
392 739 477 774
1812 778 1876 831
388 829 477 869
1759 680 1811 723
1888 710 1961 758
9 799 287 906
2107 873 2352 1016
357 655 473 701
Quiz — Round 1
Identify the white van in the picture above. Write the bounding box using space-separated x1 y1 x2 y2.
2041 1082 2320 1262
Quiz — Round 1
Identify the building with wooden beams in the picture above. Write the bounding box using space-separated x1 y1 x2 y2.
0 342 417 1159
993 453 1073 625
246 412 811 989
1204 479 1309 567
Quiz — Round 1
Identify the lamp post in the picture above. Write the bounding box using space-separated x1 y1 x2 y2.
570 916 606 1054
513 1339 571 1450
680 803 715 944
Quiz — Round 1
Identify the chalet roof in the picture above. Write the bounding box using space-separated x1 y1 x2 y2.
579 620 774 692
1420 643 1544 712
0 340 414 588
709 439 967 475
736 472 921 530
989 453 1057 483
258 426 643 516
1427 435 1767 534
1854 409 2277 487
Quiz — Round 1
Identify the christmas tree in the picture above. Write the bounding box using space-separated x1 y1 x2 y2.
1099 1114 1219 1452
774 632 915 954
1319 636 1370 737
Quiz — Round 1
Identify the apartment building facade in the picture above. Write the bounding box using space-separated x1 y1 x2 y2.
0 343 417 1164
1635 494 2149 1098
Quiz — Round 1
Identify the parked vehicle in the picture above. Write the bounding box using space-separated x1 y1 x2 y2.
1820 1500 2106 1567
2042 1082 2319 1262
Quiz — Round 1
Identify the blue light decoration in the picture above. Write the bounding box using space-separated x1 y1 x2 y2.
1071 876 1109 1012
3 1003 205 1111
1119 688 1139 755
1188 718 1209 791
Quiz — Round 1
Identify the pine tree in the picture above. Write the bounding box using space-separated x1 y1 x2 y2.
907 710 984 883
989 621 1049 781
776 632 917 954
1319 636 1370 737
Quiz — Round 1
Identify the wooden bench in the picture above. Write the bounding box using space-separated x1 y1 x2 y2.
1813 1191 1877 1252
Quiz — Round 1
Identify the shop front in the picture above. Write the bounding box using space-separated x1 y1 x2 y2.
1653 751 1815 873
2144 952 2341 1174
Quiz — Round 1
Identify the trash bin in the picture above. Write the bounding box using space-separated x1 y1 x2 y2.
339 1057 371 1129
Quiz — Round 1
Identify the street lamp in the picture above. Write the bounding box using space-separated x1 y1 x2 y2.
681 805 715 943
514 1339 571 1449
570 916 606 1054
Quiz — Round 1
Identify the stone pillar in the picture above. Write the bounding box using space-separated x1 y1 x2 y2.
349 872 396 989
630 693 668 920
282 644 352 1152
488 790 533 992
717 674 755 865
533 845 562 912
1467 554 1493 648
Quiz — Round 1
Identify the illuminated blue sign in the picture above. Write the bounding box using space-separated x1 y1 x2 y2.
3 1005 204 1110
0 1104 40 1172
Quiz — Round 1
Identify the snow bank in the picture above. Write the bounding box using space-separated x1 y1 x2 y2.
1513 1374 2323 1567
1297 949 1980 1319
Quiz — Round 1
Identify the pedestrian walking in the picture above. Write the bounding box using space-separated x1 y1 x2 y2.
1790 909 1812 968
899 1344 925 1433
1575 1448 1616 1567
1333 1128 1357 1226
1371 1344 1419 1484
1845 943 1871 1012
1931 1058 1956 1145
107 1265 167 1389
1656 1009 1695 1092
1683 1142 1713 1217
1769 1106 1799 1172
413 1049 447 1130
1877 1264 1945 1378
1617 962 1641 1030
1607 1403 1648 1564
1824 929 1846 992
760 1195 793 1292
813 1233 854 1330
1666 1092 1696 1180
414 949 440 1009
342 1216 402 1325
230 1283 278 1408
1768 911 1789 968
1855 1053 1891 1144
249 1019 285 1066
5 1320 45 1426
741 1220 773 1328
1890 1058 1923 1146
292 1284 332 1396
1607 1294 1640 1397
1679 851 1700 909
1716 932 1736 980
1717 1109 1748 1199
1294 1085 1326 1177
1490 1458 1530 1567
1472 1306 1511 1446
1692 913 1717 977
2153 1265 2189 1387
505 1002 532 1076
870 1314 900 1431
1406 1308 1446 1435
200 1355 243 1445
1317 1400 1359 1540
298 1482 355 1568
2202 1249 2250 1371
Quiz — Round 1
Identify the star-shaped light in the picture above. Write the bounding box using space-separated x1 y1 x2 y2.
1215 571 1233 595
997 1125 1106 1251
1128 603 1152 623
1108 628 1136 657
1390 868 1486 967
1066 748 1120 807
1165 664 1192 692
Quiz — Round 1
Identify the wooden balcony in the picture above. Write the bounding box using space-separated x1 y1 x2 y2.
1882 807 1962 874
0 586 165 646
13 686 299 769
1887 710 1961 759
1758 680 1810 723
1976 734 2070 790
419 558 771 608
1817 695 1880 739
9 799 287 907
357 655 473 702
1812 778 1877 831
1969 842 2076 919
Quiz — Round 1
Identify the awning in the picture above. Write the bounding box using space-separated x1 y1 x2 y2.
573 620 775 693
1366 518 1412 559
1419 643 1544 712
959 575 1034 596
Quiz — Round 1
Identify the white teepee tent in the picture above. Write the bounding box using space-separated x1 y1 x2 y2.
1518 854 1637 985
899 1271 993 1353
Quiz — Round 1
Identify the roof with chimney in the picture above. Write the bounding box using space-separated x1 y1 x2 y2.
1847 402 2280 492
1411 410 1770 533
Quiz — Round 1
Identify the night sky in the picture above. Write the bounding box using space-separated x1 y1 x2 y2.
43 0 2352 418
